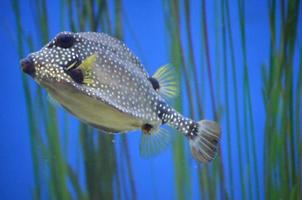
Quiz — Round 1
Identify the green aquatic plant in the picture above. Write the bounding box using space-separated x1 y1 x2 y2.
223 0 246 198
162 0 192 198
263 0 301 199
237 0 260 199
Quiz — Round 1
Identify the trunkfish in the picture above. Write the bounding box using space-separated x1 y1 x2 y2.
20 32 221 162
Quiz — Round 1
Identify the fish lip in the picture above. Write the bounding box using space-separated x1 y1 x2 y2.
20 56 36 77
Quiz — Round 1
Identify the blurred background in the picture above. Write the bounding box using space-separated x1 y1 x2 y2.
0 0 301 199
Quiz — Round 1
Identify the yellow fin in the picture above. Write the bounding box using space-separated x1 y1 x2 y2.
139 128 173 158
78 54 97 84
79 54 97 71
152 64 178 99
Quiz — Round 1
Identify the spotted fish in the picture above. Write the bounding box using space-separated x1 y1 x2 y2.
20 32 221 162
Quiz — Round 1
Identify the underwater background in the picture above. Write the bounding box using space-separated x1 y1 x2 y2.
0 0 301 199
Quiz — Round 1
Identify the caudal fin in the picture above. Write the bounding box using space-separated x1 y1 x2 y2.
189 120 221 163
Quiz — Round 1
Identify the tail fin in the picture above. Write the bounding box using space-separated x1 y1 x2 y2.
189 120 221 163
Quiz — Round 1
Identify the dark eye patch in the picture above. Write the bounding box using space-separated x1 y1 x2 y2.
63 58 83 84
148 77 160 91
67 68 84 84
54 33 75 49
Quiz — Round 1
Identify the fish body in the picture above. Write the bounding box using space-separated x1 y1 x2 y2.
20 32 221 162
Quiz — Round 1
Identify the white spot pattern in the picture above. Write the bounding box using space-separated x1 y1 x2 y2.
30 31 197 136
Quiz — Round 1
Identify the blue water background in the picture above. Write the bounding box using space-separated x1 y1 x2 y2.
0 0 301 199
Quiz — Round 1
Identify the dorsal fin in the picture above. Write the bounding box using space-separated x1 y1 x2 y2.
151 64 178 99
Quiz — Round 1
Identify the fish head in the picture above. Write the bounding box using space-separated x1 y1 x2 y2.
20 31 99 87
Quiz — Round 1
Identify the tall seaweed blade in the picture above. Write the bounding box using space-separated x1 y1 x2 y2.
201 0 226 198
282 1 300 198
224 0 245 198
264 1 276 197
198 3 211 198
184 0 204 117
297 49 302 199
163 0 231 199
162 0 191 199
237 0 259 198
183 1 213 198
173 0 196 119
163 0 229 199
284 1 300 196
201 0 217 118
11 1 42 198
221 0 233 198
264 0 301 198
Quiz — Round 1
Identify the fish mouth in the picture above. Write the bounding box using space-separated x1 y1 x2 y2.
20 56 36 77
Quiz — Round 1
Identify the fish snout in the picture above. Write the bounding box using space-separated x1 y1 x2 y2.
20 56 35 76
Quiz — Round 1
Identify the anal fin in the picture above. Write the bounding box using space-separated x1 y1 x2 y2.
139 127 173 158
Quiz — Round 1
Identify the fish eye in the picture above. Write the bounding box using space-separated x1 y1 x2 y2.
54 33 75 49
